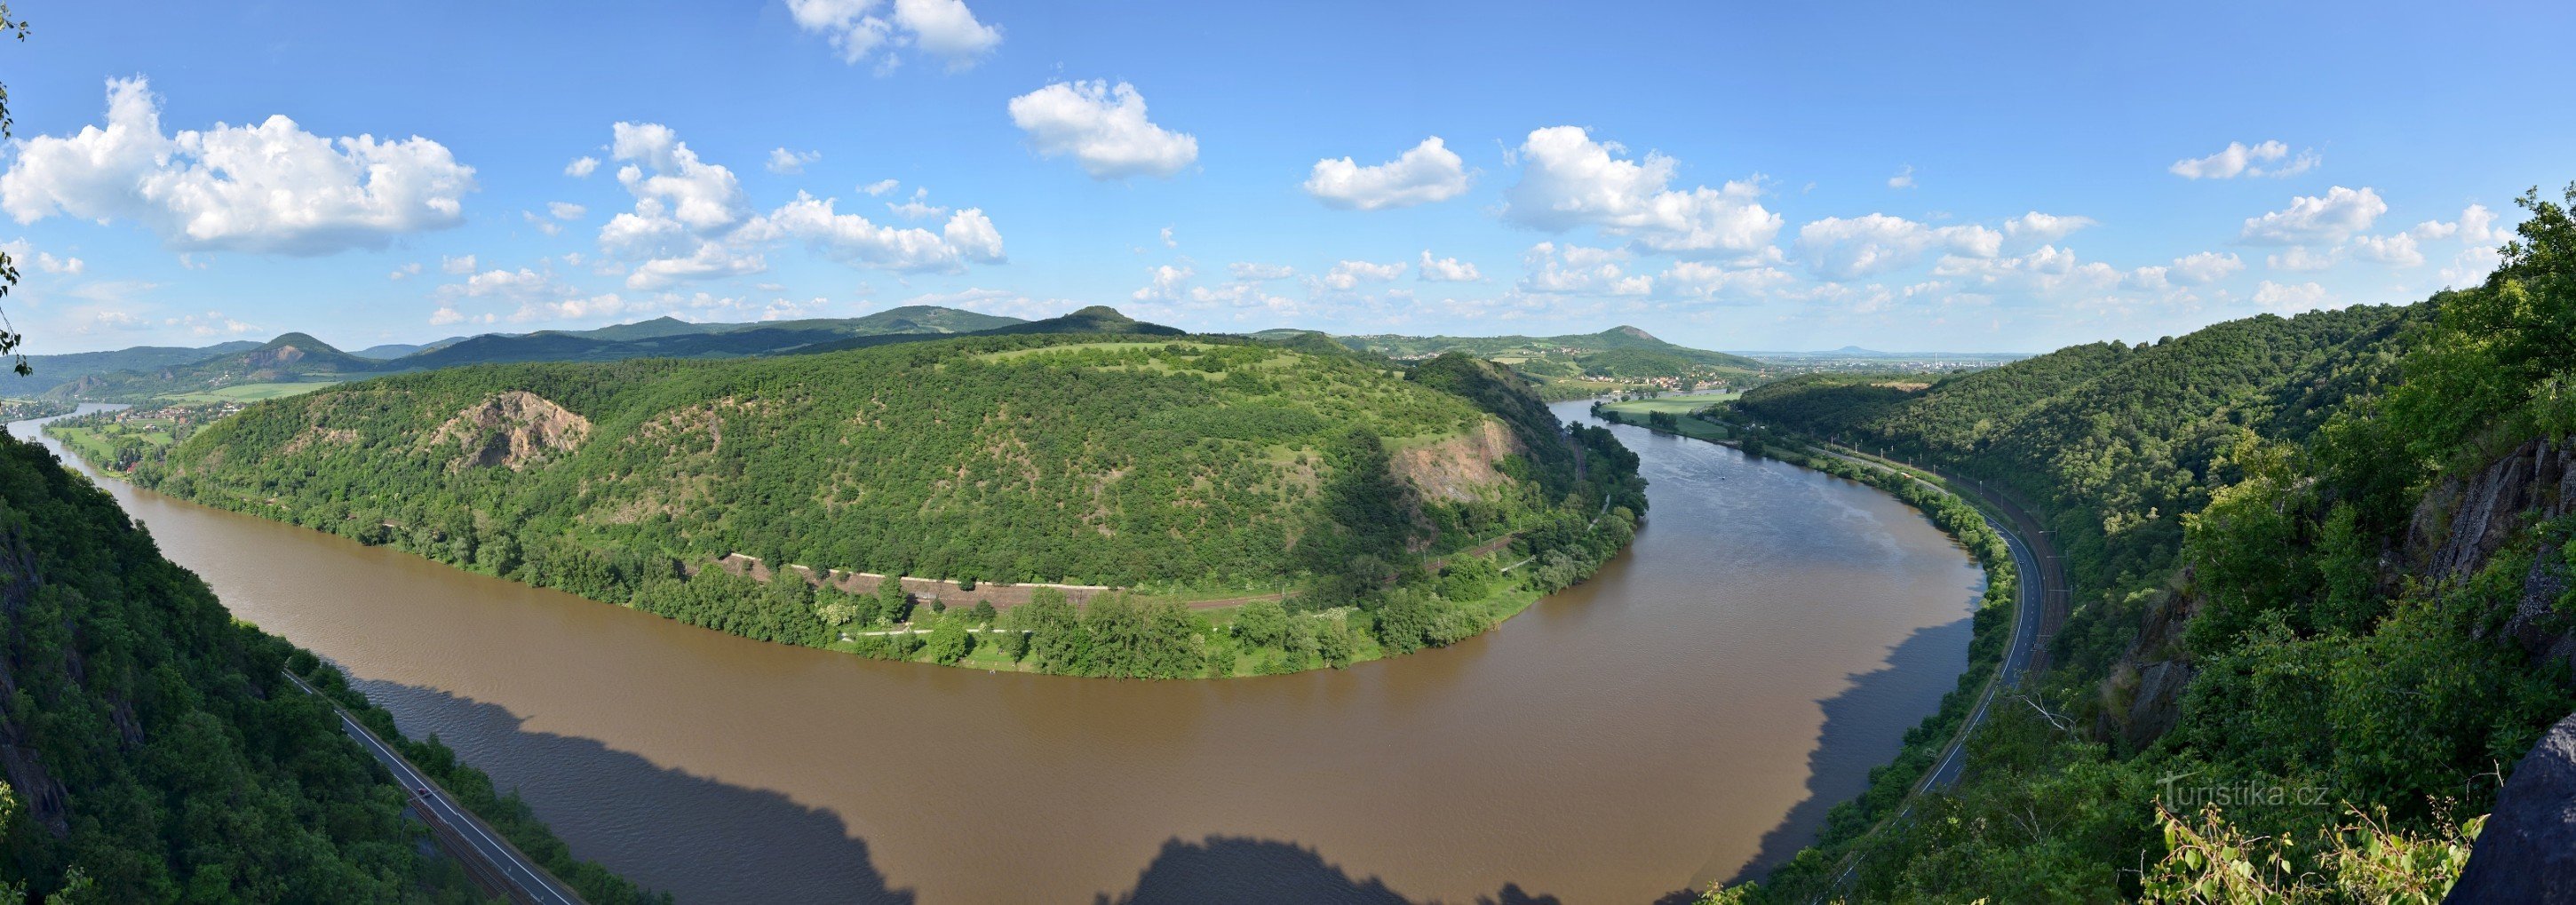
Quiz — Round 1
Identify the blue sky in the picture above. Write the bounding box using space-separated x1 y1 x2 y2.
0 0 2567 354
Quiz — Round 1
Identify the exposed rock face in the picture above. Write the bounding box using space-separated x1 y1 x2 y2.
2413 438 2576 583
431 392 592 471
1389 418 1518 504
2448 710 2576 904
2097 578 2203 752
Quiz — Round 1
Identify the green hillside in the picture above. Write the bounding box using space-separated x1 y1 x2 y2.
1330 326 1767 399
1711 191 2576 901
0 433 658 902
139 328 1644 678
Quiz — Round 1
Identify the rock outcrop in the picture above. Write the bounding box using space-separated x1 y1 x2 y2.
430 392 592 471
2413 437 2576 583
2448 710 2576 904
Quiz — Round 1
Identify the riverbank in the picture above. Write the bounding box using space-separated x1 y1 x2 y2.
44 401 1644 680
12 399 1986 902
1595 401 2039 897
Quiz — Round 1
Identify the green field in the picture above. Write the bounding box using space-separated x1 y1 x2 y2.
1599 392 1739 415
158 381 343 402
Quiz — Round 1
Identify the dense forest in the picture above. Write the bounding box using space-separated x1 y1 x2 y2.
1712 187 2576 901
135 332 1645 678
0 430 656 901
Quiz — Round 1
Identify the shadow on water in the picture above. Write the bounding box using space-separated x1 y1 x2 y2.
1095 836 1562 905
349 679 916 905
1726 614 1976 885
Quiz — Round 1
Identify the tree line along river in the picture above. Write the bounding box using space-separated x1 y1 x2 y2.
10 401 1980 903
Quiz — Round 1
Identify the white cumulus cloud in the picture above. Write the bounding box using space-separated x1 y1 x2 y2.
1417 251 1482 282
767 147 823 175
1793 214 2000 282
1501 126 1781 260
783 0 1002 70
1320 259 1405 291
1304 137 1472 210
1006 81 1197 179
2170 140 2319 179
2252 280 2331 311
0 77 476 255
2240 187 2385 245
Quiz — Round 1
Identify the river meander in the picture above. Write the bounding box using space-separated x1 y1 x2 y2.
10 401 1976 903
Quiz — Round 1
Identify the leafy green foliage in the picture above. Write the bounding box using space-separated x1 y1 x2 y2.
1721 187 2576 902
133 333 1646 677
0 432 642 901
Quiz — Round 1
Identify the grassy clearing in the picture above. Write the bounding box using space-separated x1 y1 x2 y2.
972 340 1210 362
1600 392 1739 415
159 381 341 402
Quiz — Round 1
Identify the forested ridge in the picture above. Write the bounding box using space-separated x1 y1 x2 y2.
0 431 656 902
1712 188 2576 901
138 331 1645 678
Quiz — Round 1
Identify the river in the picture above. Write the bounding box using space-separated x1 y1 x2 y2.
10 401 1977 903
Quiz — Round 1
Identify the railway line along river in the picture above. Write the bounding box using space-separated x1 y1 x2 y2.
10 401 1980 903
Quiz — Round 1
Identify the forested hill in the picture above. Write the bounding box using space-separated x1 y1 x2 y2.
28 304 1035 401
1715 189 2576 901
143 329 1640 624
0 433 657 901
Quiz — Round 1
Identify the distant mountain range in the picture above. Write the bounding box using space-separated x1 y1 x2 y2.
17 305 1051 401
11 306 1763 404
1729 345 2030 360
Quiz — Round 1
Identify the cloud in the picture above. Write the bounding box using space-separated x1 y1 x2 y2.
1159 226 1176 249
2265 246 2337 272
2001 211 2095 246
1793 214 2000 281
521 210 562 235
429 305 466 325
2252 279 2331 311
1006 81 1197 179
1887 165 1914 189
2347 232 2423 267
1304 137 1473 210
441 254 477 274
2169 140 2319 179
2239 186 2385 245
886 187 947 220
1517 242 1650 296
783 0 1002 70
735 192 1002 275
1321 259 1404 291
1 241 85 276
2408 203 2511 247
2168 251 2245 285
624 244 769 290
548 201 587 220
0 77 476 255
611 122 751 233
1417 250 1482 282
1228 262 1293 281
861 179 900 195
767 147 822 175
566 156 600 178
1132 264 1194 303
1501 126 1781 259
389 261 422 281
1656 260 1793 302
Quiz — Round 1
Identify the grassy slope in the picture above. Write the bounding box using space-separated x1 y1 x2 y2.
155 334 1539 590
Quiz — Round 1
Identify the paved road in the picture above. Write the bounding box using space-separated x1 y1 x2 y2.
282 672 587 905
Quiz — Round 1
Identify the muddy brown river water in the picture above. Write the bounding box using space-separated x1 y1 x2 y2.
12 401 1976 903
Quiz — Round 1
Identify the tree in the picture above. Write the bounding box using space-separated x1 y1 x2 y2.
922 615 973 664
0 5 28 375
1233 599 1288 648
